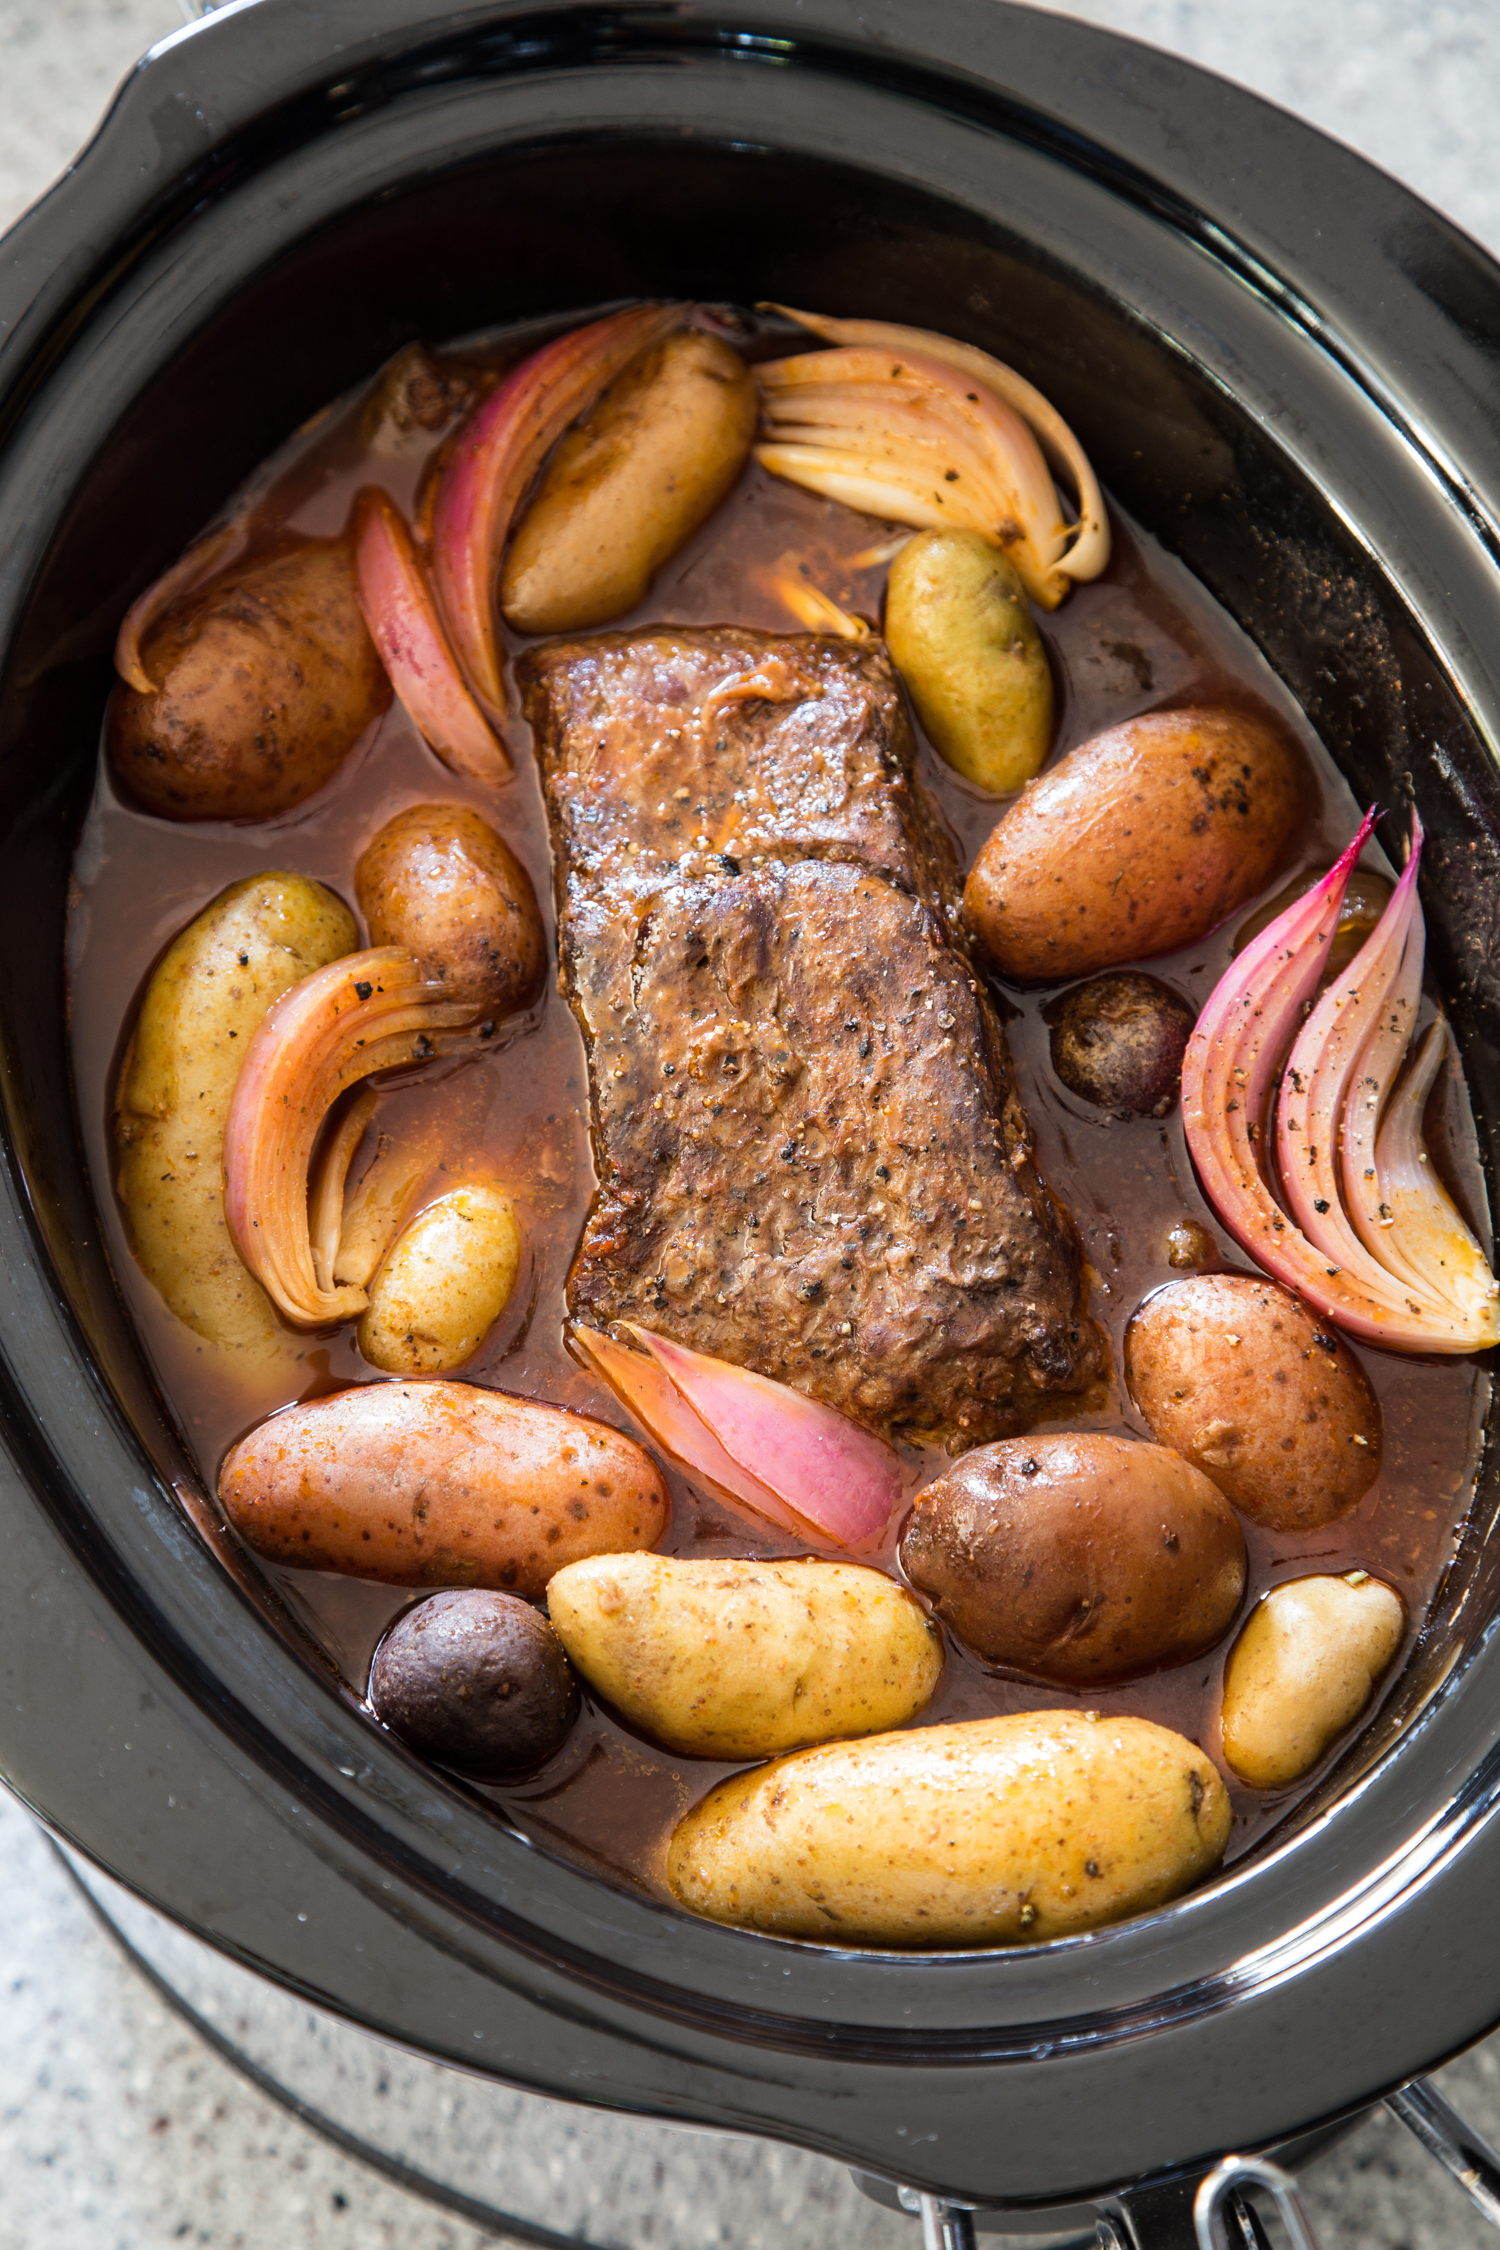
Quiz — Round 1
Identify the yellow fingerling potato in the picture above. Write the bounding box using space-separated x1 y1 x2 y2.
547 1553 942 1759
885 530 1054 792
500 330 757 633
114 874 357 1353
358 1182 522 1375
668 1709 1230 1945
1221 1573 1406 1789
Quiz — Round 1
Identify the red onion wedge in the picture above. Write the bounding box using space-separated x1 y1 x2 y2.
761 305 1110 587
1184 811 1499 1352
573 1323 902 1549
431 303 683 714
114 523 240 695
223 948 478 1327
353 490 510 782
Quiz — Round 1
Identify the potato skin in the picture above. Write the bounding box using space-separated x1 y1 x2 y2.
668 1710 1230 1945
355 803 546 1017
369 1589 578 1775
219 1380 668 1591
109 541 391 821
547 1553 942 1758
358 1183 521 1375
500 330 757 633
899 1434 1245 1686
884 530 1053 792
1126 1274 1382 1531
1044 971 1194 1118
114 873 358 1351
1221 1573 1405 1788
964 706 1307 979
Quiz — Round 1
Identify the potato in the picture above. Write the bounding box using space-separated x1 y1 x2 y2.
109 541 391 821
1043 971 1195 1118
667 1710 1230 1944
355 803 546 1017
964 705 1308 979
1126 1274 1382 1531
114 873 358 1352
219 1379 668 1591
899 1434 1244 1686
369 1589 578 1775
358 1182 521 1375
1221 1573 1406 1788
884 530 1054 791
500 330 757 633
547 1554 942 1759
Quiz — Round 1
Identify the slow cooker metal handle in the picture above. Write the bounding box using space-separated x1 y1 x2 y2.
1388 2078 1500 2227
1192 2157 1318 2248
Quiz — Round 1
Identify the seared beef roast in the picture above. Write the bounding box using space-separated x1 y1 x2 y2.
521 627 1101 1447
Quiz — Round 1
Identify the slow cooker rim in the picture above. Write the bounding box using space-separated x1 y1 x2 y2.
3 0 1500 2203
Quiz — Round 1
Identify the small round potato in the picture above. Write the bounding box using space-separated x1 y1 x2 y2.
219 1380 668 1591
369 1589 578 1775
964 705 1308 979
1044 971 1195 1117
1126 1274 1382 1531
114 872 358 1353
1221 1573 1406 1788
109 541 391 821
358 1182 521 1375
667 1710 1231 1945
899 1434 1244 1686
355 803 546 1017
547 1553 942 1759
884 530 1054 792
501 330 757 633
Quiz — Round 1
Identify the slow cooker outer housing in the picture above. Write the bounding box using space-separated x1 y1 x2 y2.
2 0 1500 2210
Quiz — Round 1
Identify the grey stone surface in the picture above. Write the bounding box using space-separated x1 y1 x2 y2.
4 0 1500 2244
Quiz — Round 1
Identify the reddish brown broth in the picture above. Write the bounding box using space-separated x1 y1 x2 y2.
67 322 1492 1924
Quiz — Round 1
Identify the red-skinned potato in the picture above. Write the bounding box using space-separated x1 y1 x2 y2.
219 1381 668 1591
354 803 546 1017
110 540 391 821
964 705 1308 979
899 1433 1245 1685
1125 1274 1382 1531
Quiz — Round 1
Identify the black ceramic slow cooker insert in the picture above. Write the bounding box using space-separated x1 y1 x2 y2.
2 0 1500 2232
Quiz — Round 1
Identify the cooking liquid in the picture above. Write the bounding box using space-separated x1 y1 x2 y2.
67 318 1492 1922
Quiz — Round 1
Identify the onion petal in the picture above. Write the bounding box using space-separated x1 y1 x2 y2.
1276 830 1425 1291
755 346 1071 607
1184 809 1499 1352
761 304 1110 582
353 489 510 781
431 303 683 713
574 1323 902 1548
223 947 477 1327
114 524 240 695
573 1325 805 1536
1373 1020 1498 1333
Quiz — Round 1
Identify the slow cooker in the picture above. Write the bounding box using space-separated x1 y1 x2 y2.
4 3 1500 2243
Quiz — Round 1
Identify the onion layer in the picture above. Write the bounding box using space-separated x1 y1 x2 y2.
574 1323 902 1550
762 305 1110 585
431 303 683 713
114 524 240 694
1183 811 1498 1353
353 490 509 781
223 948 478 1326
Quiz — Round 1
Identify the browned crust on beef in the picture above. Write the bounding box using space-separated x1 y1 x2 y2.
520 627 1101 1447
